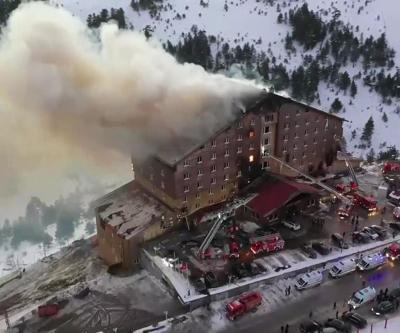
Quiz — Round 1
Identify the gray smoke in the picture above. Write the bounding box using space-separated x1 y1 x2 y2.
0 2 260 199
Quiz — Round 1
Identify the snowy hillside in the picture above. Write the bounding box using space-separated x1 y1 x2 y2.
49 0 400 158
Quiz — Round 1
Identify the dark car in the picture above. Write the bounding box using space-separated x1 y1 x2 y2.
331 233 349 249
204 272 219 288
301 244 318 259
299 319 323 333
370 225 387 239
341 312 367 329
312 241 331 255
352 231 370 244
191 277 207 294
232 263 250 279
261 225 278 234
389 287 400 300
244 262 261 276
325 318 351 333
372 300 395 316
389 222 400 232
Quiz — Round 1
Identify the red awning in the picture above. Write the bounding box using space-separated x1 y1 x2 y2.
246 178 319 217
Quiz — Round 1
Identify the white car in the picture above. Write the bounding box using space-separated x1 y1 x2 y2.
362 227 379 240
282 220 301 231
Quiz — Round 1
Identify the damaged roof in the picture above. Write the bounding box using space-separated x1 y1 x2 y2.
154 90 345 167
97 181 173 240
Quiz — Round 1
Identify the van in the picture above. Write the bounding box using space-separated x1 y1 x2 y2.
348 286 376 309
329 258 357 278
295 270 323 290
356 252 387 271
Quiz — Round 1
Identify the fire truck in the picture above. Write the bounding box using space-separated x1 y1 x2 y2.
383 161 400 174
249 233 285 255
352 192 378 215
337 204 354 220
336 181 358 194
385 242 400 261
226 292 262 320
229 241 240 259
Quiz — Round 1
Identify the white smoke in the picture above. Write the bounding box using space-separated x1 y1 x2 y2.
0 2 260 202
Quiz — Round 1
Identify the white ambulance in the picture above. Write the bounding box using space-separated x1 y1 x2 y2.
356 252 387 271
295 270 323 290
348 286 376 309
329 258 357 278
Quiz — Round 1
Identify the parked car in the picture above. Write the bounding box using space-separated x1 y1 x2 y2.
362 227 379 240
204 272 219 288
253 259 268 273
331 233 349 249
260 225 278 234
312 241 331 255
232 263 250 279
370 225 387 239
244 262 261 276
371 300 395 316
191 277 207 294
299 319 323 333
341 312 367 329
282 220 301 231
389 222 400 232
352 231 370 244
389 288 400 300
324 318 351 333
301 244 318 259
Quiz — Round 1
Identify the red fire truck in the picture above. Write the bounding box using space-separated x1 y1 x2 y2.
249 233 285 255
336 181 358 194
383 162 400 174
353 192 378 215
38 304 60 317
337 204 355 220
229 241 240 259
226 292 262 320
385 242 400 261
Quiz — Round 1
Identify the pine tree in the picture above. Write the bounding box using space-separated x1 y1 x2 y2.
382 112 388 122
366 148 375 163
350 80 357 97
360 116 374 146
330 98 343 113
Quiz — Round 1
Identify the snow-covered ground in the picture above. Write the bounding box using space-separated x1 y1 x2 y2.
48 0 400 157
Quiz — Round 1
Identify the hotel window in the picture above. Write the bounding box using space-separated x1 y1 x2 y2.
197 169 203 176
211 165 216 173
225 149 230 157
294 132 299 138
224 174 229 181
211 152 217 160
283 135 288 141
296 109 300 116
183 196 187 203
195 203 200 209
313 138 317 144
262 160 270 169
161 181 165 189
150 174 154 181
249 130 255 138
197 156 202 164
295 121 299 127
302 151 306 158
183 172 190 180
305 129 308 136
305 120 310 126
211 177 216 184
197 182 202 189
184 185 189 193
237 121 243 128
249 155 254 163
224 162 230 169
183 160 190 167
196 193 200 199
283 146 287 152
161 169 165 177
249 143 255 150
237 146 243 154
314 127 318 134
264 138 269 145
266 114 274 122
211 139 217 147
250 118 256 126
225 137 230 144
263 148 270 156
209 188 214 195
236 170 242 178
304 142 308 148
284 123 290 129
285 113 289 119
209 199 214 205
293 144 298 150
237 134 243 141
221 185 226 191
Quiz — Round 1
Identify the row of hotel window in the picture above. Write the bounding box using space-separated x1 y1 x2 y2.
183 171 242 192
182 143 266 167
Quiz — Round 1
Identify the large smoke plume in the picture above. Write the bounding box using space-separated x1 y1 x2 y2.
0 2 259 203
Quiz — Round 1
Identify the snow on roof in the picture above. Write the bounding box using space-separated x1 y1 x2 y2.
98 181 172 240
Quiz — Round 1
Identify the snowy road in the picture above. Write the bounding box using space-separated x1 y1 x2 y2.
221 264 400 333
